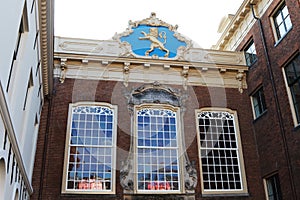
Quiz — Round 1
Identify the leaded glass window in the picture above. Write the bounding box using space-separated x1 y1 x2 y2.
196 109 247 194
63 103 117 194
135 107 181 193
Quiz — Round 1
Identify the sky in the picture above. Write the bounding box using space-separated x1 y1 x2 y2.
54 0 244 49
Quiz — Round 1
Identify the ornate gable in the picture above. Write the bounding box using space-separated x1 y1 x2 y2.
113 12 192 59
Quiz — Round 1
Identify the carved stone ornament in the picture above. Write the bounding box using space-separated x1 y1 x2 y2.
120 82 197 194
120 159 134 192
126 81 187 112
184 160 198 192
113 12 192 60
59 58 67 83
236 71 244 93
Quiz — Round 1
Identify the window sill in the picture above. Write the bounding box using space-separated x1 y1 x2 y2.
292 123 300 132
253 110 267 123
201 192 249 198
274 27 292 47
248 60 258 68
124 194 196 200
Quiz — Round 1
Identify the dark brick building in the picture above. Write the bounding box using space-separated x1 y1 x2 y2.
214 0 300 199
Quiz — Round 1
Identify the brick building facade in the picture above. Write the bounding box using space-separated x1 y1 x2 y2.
31 0 300 199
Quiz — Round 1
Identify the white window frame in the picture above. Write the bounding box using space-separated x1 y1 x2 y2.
133 104 184 194
282 54 300 127
62 102 117 194
195 108 248 196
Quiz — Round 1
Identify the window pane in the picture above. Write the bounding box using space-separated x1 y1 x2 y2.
282 5 289 18
285 16 292 30
197 111 244 192
136 108 180 192
278 24 286 37
275 15 283 26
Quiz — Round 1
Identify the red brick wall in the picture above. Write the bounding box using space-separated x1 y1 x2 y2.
31 78 265 199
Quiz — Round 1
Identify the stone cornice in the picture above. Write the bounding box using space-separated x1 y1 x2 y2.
213 0 275 51
38 0 54 96
53 52 248 93
54 34 248 93
213 0 253 50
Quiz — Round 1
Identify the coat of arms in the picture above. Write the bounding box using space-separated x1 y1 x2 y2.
118 13 191 59
139 28 169 57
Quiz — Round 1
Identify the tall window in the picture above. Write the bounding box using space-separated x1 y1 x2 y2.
196 109 247 195
244 40 257 66
251 87 267 119
23 70 34 110
284 54 300 125
7 15 26 92
135 105 181 193
265 174 282 200
273 3 292 41
62 103 117 194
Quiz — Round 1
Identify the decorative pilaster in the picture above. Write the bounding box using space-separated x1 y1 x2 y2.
123 62 130 87
59 58 67 83
236 71 244 93
182 66 189 90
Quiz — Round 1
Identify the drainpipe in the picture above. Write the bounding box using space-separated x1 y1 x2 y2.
38 92 53 200
250 4 297 200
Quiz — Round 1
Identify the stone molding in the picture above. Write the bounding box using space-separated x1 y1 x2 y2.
213 0 272 50
54 45 248 93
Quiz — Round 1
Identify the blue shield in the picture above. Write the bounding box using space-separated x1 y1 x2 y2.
120 25 187 58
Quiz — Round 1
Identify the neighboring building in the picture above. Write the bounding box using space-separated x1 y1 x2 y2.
0 0 53 199
214 0 300 199
31 11 267 199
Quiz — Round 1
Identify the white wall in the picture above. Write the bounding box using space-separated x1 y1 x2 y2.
0 0 44 198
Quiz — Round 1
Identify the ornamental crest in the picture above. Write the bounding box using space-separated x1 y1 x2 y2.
114 12 192 59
